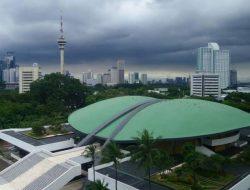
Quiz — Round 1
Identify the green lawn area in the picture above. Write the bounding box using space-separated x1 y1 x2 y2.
152 171 235 190
24 128 71 139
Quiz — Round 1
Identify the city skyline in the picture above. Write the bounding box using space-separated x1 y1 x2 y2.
0 0 250 81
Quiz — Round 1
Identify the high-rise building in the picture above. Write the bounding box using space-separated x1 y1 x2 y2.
57 15 66 74
19 63 41 93
191 73 220 97
230 70 237 87
197 43 230 89
128 72 139 84
140 73 147 85
102 73 111 85
128 73 135 84
2 68 18 83
213 50 230 89
117 59 125 84
110 66 119 84
82 71 93 84
110 60 125 85
0 60 4 82
96 73 103 84
4 52 16 69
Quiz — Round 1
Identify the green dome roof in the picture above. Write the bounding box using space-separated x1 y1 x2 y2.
68 96 250 142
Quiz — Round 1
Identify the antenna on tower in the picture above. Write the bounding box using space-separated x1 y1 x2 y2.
60 10 64 38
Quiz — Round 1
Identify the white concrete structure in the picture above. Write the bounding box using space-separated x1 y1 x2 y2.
195 146 215 157
201 133 240 147
229 174 250 190
140 73 147 85
0 147 89 190
237 87 250 93
197 43 230 89
57 15 66 74
0 128 75 153
191 73 221 97
19 63 41 93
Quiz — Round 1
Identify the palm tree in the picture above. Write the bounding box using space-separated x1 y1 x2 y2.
130 129 159 190
83 144 97 182
101 142 123 190
85 180 109 190
154 150 173 179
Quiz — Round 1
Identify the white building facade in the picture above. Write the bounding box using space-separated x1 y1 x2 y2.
191 73 221 97
19 63 41 93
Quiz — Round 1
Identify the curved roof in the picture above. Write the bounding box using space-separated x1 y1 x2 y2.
68 96 250 142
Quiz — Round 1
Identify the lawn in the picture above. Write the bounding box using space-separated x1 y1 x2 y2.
24 127 72 139
152 170 235 190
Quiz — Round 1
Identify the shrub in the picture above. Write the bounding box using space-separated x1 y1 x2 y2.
32 125 46 136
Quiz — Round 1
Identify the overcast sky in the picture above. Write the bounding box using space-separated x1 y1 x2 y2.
0 0 250 81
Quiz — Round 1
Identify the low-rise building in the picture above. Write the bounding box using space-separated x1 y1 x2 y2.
191 73 221 97
19 63 41 93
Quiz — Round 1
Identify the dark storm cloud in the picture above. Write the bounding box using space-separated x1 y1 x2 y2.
0 0 250 80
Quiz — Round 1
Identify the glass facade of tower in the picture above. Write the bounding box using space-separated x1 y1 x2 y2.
197 47 213 73
213 50 230 89
196 43 230 89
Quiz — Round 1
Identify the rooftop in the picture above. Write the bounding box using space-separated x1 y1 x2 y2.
68 96 250 142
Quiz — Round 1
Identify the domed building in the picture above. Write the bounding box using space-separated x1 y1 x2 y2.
69 96 250 152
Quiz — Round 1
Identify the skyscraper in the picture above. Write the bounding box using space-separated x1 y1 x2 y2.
2 68 17 83
140 73 148 85
110 66 119 84
57 15 66 74
4 52 16 69
1 52 19 86
109 60 125 85
102 73 111 85
117 59 125 84
82 71 93 84
19 63 41 93
96 73 103 84
230 70 237 87
197 43 230 89
0 60 3 82
128 72 139 84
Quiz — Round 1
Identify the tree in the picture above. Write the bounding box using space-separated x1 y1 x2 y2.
200 154 225 174
184 151 204 189
238 147 250 164
182 142 195 157
0 81 5 90
154 150 173 179
30 73 87 112
130 129 159 190
85 180 109 190
101 142 123 190
30 118 47 136
83 144 97 182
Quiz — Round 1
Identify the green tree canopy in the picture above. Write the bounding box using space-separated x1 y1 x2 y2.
30 73 87 111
